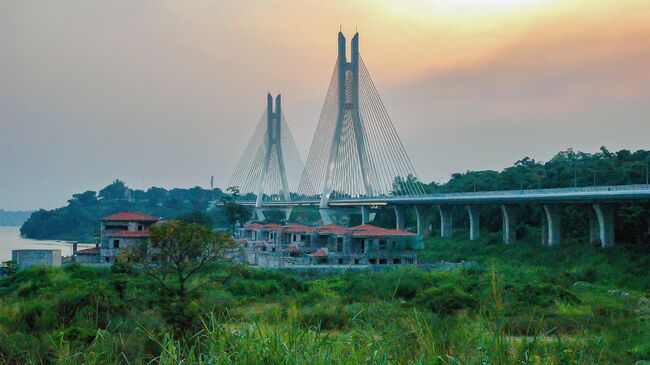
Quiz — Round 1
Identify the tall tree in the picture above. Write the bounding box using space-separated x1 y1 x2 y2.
98 180 128 201
123 220 234 333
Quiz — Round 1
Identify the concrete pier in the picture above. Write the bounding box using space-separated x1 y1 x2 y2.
255 208 266 221
501 204 516 244
415 205 432 238
394 206 406 230
438 205 453 238
319 209 334 225
543 204 562 246
466 205 480 240
588 207 599 243
361 206 370 224
593 203 615 247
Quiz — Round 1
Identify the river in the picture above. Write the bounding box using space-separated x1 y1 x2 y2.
0 226 95 262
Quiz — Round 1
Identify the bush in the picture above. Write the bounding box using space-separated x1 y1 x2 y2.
416 285 478 315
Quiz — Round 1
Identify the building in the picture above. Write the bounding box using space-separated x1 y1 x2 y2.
12 249 62 269
99 212 159 263
238 223 421 268
73 245 101 264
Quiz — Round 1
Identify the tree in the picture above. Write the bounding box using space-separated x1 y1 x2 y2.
177 211 213 227
124 220 234 333
71 190 97 205
0 260 17 276
98 180 128 201
221 186 251 233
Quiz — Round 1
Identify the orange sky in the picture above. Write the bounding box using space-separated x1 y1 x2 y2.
1 0 649 209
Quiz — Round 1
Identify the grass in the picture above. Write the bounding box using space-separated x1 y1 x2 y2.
0 232 648 364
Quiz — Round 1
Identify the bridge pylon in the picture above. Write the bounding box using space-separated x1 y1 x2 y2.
228 94 303 219
297 32 424 213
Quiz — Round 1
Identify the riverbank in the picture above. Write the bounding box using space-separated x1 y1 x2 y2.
0 226 94 262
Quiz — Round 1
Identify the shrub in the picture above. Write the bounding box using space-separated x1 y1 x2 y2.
416 285 478 315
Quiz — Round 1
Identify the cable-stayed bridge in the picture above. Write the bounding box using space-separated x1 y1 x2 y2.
228 31 650 247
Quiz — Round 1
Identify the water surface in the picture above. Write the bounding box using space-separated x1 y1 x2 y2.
0 226 94 262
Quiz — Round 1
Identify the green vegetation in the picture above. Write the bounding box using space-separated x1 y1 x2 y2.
20 180 226 241
19 148 650 243
1 233 648 364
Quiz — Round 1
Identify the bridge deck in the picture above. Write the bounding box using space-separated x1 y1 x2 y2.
238 185 650 207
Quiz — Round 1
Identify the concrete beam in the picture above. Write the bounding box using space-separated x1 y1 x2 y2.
415 205 432 238
361 206 370 224
394 206 406 230
543 204 562 246
592 203 615 248
501 204 515 244
466 205 480 241
438 205 453 238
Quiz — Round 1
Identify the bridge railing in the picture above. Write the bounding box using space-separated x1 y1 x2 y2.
227 184 650 206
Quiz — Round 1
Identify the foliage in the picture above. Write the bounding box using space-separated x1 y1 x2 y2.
220 187 251 233
122 221 234 334
20 180 224 241
0 234 648 363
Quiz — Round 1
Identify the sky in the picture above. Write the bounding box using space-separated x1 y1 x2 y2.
1 0 649 211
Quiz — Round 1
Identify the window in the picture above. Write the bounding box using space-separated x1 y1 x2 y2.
113 240 120 248
105 256 110 263
393 258 401 264
354 259 360 265
338 258 343 264
138 225 143 231
392 241 397 249
379 258 387 265
292 234 296 242
378 239 387 250
369 258 377 264
336 237 343 252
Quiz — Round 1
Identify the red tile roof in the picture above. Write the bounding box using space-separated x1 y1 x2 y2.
285 245 300 252
75 246 100 254
102 212 158 222
349 224 416 237
244 223 263 229
254 241 267 247
308 247 329 257
282 223 316 233
316 224 348 235
107 230 151 237
261 223 281 231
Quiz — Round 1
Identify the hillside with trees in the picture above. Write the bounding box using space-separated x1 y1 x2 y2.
19 180 225 241
19 148 649 244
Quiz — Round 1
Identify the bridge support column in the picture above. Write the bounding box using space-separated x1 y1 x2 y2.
255 208 266 222
283 207 293 222
593 203 615 248
501 204 515 244
394 206 406 230
466 205 480 241
319 209 334 225
588 207 599 243
438 205 453 238
415 205 432 238
361 206 370 224
542 204 561 246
